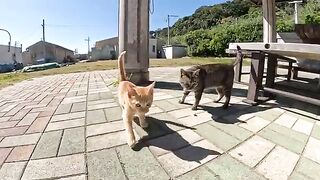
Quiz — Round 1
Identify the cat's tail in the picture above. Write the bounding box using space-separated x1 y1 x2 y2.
233 45 243 66
118 51 127 81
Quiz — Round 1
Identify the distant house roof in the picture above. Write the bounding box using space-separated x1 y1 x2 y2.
95 36 158 49
26 41 73 52
95 37 118 49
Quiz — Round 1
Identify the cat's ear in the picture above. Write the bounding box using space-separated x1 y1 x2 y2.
147 81 155 95
181 69 186 75
193 69 200 77
127 87 137 98
180 69 187 77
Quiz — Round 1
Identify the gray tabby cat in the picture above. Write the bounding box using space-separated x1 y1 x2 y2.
179 46 242 110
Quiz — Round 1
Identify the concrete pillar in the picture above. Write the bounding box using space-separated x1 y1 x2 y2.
262 0 276 43
119 0 150 84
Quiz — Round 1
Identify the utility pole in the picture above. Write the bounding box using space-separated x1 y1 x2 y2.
41 19 45 42
167 15 179 45
289 1 303 24
41 19 46 60
84 37 90 55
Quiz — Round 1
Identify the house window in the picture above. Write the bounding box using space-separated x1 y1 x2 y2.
152 45 156 53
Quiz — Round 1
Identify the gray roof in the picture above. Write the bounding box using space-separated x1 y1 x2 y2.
27 41 73 52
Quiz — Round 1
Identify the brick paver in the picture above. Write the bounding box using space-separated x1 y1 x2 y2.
0 133 41 147
158 140 222 177
32 130 62 159
303 137 320 164
206 154 266 180
195 123 241 151
274 113 298 128
229 135 275 167
0 67 319 179
6 145 35 162
0 148 12 166
22 154 85 179
0 161 27 180
58 127 85 156
45 118 85 131
291 157 320 179
256 146 299 180
87 149 126 180
26 116 51 134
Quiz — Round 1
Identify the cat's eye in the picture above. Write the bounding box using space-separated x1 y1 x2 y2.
136 104 141 107
146 104 150 107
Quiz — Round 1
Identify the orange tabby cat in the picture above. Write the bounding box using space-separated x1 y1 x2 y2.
117 51 155 148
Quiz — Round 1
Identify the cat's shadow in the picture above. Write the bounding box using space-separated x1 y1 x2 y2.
132 117 221 162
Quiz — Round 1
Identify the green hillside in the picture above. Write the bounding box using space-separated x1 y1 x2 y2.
155 0 320 57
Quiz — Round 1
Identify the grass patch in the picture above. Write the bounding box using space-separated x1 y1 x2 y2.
0 57 249 89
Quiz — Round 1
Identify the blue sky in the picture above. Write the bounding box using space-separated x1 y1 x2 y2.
0 0 225 53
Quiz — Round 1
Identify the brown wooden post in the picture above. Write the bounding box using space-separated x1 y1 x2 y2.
293 68 298 79
243 52 265 105
287 61 293 81
234 58 243 82
264 54 277 97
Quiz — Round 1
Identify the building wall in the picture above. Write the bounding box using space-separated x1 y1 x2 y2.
163 45 187 59
54 46 74 63
163 46 173 59
149 39 157 58
91 45 116 60
23 42 74 64
0 45 23 64
22 51 32 65
95 37 118 49
93 38 163 59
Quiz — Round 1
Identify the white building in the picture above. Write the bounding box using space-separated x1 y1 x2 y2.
0 44 23 64
163 45 187 59
92 37 163 60
0 44 23 72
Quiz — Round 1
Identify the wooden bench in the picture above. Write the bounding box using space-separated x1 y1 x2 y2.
227 42 320 106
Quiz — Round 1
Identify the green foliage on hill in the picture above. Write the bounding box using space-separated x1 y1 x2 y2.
155 0 320 57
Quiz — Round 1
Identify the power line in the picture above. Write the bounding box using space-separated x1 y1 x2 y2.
45 24 106 28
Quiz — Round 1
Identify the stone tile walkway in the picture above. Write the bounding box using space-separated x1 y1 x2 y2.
0 67 319 180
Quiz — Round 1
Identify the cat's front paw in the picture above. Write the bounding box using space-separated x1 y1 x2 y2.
178 99 184 104
128 139 137 148
191 106 198 110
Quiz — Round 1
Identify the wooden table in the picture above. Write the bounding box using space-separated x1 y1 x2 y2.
228 42 320 106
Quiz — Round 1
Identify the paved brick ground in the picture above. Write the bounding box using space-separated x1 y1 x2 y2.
0 67 319 180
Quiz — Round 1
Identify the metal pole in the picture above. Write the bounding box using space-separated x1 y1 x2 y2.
87 37 90 54
167 15 178 45
294 3 298 24
0 28 11 52
41 19 46 61
289 1 302 24
84 37 90 55
42 19 45 42
167 15 170 45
